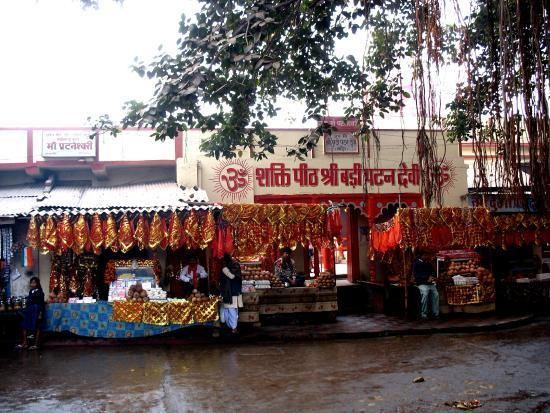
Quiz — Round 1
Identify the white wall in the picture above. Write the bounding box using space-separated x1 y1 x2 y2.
179 128 468 207
0 130 27 163
99 130 175 161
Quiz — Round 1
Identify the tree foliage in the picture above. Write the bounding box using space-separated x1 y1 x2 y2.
90 0 549 211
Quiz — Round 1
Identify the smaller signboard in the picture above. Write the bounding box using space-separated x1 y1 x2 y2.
324 131 359 154
41 130 96 158
320 116 359 154
467 193 536 213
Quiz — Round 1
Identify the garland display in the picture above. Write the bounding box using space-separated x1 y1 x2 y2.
49 253 99 298
370 208 550 253
112 298 219 325
220 204 338 258
27 210 218 256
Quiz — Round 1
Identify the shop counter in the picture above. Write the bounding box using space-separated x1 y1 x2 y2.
240 287 338 324
45 302 214 339
497 279 550 313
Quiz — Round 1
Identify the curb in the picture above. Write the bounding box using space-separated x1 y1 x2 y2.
244 314 537 343
39 314 539 348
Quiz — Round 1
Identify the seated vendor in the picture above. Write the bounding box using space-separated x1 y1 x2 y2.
413 252 439 320
274 247 304 287
179 255 209 296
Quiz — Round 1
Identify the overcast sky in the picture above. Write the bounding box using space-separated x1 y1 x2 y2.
0 0 459 129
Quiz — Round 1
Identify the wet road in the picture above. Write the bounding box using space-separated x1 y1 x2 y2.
1 320 549 413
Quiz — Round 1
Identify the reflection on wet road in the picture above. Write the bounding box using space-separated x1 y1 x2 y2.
1 320 549 413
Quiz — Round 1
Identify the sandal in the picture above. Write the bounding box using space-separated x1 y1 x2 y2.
28 345 39 351
15 344 28 350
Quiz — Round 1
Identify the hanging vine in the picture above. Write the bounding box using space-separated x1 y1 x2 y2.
447 0 550 212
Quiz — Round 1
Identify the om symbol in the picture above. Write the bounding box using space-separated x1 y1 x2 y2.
213 159 252 201
221 167 248 192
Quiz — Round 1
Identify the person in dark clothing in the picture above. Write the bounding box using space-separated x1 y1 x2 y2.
413 253 439 320
219 253 242 333
274 247 305 287
17 277 45 350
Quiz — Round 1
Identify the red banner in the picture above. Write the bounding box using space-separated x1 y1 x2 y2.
255 162 422 188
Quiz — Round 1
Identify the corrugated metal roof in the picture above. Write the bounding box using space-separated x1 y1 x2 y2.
32 181 216 215
0 184 43 217
0 182 217 217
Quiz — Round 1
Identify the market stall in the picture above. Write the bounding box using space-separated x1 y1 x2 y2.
369 207 550 315
24 183 223 338
219 204 341 324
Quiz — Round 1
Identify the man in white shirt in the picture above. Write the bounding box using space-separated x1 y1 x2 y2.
179 255 209 296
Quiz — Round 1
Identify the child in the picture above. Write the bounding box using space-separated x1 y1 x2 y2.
16 277 45 350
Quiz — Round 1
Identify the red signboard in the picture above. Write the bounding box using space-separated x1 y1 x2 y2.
255 162 422 188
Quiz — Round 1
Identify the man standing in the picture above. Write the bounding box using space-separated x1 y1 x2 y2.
179 255 208 296
219 253 242 333
413 252 439 320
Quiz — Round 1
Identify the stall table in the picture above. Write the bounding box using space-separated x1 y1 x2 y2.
497 279 550 314
45 302 215 338
239 287 338 325
0 310 22 348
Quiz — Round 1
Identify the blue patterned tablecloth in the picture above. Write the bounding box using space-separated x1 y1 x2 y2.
45 302 208 338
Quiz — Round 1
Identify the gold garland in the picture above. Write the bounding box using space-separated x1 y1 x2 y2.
112 298 220 325
221 204 330 257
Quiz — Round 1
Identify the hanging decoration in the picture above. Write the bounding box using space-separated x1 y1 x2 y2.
73 214 90 254
89 214 104 255
103 214 119 252
41 216 58 253
212 223 234 259
221 204 330 258
51 253 99 298
28 209 220 256
370 208 550 253
168 212 183 250
118 214 135 253
21 247 33 268
133 215 150 250
183 210 200 249
26 216 40 249
57 215 74 253
148 212 167 250
201 211 216 249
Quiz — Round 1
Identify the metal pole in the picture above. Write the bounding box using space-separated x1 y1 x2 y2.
403 248 408 316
